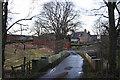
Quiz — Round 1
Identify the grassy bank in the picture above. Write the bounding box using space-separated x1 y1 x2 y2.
5 43 54 69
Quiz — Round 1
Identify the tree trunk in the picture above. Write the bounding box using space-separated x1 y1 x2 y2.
108 3 117 76
2 2 8 78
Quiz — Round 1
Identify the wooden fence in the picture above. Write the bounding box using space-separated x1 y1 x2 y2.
11 57 31 77
11 51 68 78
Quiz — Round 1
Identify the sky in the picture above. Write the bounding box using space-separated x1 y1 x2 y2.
8 0 105 35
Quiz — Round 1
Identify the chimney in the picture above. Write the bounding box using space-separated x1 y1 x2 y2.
84 29 87 33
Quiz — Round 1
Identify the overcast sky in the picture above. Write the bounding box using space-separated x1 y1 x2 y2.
8 0 105 35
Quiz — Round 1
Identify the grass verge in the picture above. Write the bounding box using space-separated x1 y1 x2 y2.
71 42 90 46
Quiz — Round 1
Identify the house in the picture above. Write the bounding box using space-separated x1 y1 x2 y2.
71 29 91 43
71 29 97 43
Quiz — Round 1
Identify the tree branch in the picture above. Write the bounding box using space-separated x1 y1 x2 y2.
67 14 77 23
116 17 120 28
91 5 106 11
115 4 120 28
12 29 29 33
16 23 29 26
95 14 109 18
7 17 33 31
115 5 120 15
117 1 120 5
101 22 109 31
103 0 108 6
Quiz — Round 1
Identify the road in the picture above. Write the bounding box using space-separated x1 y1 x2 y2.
36 50 84 79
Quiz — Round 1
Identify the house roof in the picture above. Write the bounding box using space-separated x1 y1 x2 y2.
71 32 84 37
18 36 33 41
71 31 91 37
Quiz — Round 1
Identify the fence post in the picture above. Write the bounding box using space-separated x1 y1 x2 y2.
11 66 17 77
23 57 26 72
28 61 30 74
26 62 28 72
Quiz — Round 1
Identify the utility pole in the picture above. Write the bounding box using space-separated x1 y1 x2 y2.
0 0 2 79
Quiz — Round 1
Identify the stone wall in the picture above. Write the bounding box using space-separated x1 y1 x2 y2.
32 51 69 72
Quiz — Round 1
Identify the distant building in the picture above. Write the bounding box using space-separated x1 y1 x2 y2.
7 34 34 42
6 33 56 45
90 35 97 42
71 29 97 43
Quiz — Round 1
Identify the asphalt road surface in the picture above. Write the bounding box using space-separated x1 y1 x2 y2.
36 50 84 79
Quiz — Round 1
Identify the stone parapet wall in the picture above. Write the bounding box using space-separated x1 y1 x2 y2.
84 52 102 71
32 51 69 72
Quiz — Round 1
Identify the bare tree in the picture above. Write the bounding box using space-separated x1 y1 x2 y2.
1 1 35 78
103 0 118 76
35 0 81 40
92 0 120 77
31 20 47 37
93 17 109 35
90 0 120 77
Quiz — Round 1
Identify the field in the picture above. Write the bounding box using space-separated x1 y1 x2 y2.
4 43 54 69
